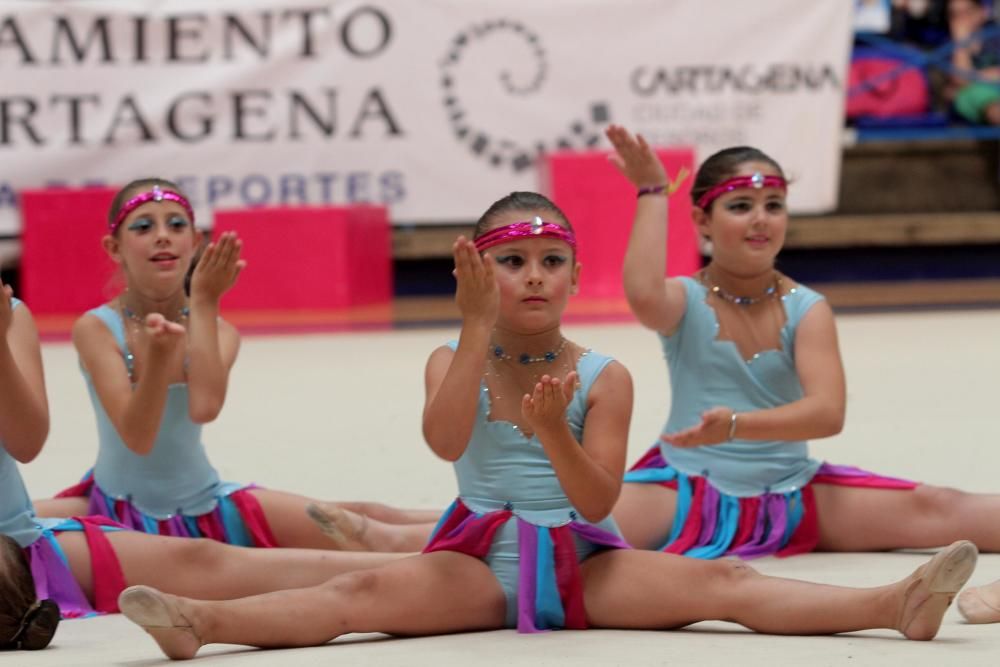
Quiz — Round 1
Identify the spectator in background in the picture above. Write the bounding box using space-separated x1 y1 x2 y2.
890 0 951 47
947 0 1000 124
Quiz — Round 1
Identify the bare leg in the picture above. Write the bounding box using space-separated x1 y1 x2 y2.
248 488 429 551
814 483 1000 551
119 551 506 660
611 482 676 549
306 502 434 551
55 531 408 601
334 501 441 525
32 496 89 518
582 541 977 639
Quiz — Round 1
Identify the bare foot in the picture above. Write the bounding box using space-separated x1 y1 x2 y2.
306 502 372 550
957 580 1000 623
119 585 202 660
896 540 978 640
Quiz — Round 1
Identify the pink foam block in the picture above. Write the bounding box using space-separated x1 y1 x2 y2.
545 148 701 300
213 206 392 310
19 188 119 314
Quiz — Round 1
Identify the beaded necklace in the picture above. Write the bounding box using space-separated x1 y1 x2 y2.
483 338 580 432
490 337 568 365
702 271 782 306
119 299 190 327
117 298 190 381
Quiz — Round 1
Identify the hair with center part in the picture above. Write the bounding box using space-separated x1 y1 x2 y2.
0 535 60 651
108 178 189 236
473 191 574 239
691 147 785 211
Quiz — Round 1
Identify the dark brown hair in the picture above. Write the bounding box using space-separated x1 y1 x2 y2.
0 535 60 651
691 147 785 211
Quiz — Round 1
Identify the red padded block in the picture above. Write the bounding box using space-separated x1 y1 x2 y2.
19 188 118 314
545 148 700 300
214 206 392 310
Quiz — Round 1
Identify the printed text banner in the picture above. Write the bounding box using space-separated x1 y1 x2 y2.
0 0 851 234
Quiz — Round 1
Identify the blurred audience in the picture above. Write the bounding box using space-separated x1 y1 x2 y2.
946 0 1000 124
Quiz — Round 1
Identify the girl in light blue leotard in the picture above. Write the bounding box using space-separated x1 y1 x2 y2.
32 178 436 552
605 126 1000 620
113 192 976 660
1 290 406 653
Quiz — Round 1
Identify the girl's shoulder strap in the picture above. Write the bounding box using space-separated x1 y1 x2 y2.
659 275 706 342
84 304 128 352
781 281 826 325
575 348 615 393
567 348 617 425
677 274 702 292
10 296 22 310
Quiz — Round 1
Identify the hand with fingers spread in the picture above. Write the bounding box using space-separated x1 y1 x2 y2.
452 235 499 329
0 281 13 339
521 371 579 438
605 124 689 194
660 406 733 448
190 232 247 304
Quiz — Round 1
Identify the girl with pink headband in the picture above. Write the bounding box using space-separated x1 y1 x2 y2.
32 178 436 552
111 191 976 660
605 124 1000 622
0 276 406 652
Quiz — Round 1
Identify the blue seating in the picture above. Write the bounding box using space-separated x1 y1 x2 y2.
850 27 1000 142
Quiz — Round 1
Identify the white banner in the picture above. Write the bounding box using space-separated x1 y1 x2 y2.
0 0 851 235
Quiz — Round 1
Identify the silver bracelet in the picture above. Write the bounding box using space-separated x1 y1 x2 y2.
728 411 738 441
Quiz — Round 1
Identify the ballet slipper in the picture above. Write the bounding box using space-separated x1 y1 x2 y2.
306 502 372 551
957 580 1000 623
897 540 978 640
119 585 202 660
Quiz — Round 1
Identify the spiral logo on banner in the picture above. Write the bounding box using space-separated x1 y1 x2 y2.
439 19 610 172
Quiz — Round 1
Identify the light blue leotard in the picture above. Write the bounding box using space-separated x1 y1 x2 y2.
0 298 47 546
624 278 916 560
656 276 826 497
81 305 237 518
430 342 627 629
1 298 126 618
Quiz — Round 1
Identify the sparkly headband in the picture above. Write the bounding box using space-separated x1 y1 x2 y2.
110 185 195 234
473 216 577 252
695 171 787 210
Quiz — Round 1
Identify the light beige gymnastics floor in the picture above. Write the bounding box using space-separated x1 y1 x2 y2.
16 308 1000 666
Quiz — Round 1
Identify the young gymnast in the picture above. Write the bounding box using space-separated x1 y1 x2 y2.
603 125 1000 622
31 178 434 551
0 284 407 651
114 192 977 660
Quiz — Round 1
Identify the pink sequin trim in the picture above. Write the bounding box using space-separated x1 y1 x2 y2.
696 172 787 209
474 218 577 253
110 185 195 234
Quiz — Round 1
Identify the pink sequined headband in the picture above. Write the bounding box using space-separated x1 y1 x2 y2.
110 185 195 234
474 216 577 252
696 171 787 210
